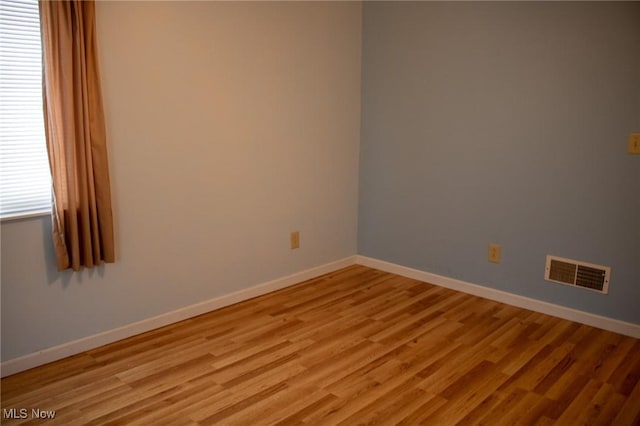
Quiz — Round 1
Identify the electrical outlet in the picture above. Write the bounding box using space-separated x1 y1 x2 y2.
290 231 300 249
628 133 640 155
488 243 501 263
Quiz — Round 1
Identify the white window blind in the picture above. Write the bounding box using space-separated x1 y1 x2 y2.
0 0 51 219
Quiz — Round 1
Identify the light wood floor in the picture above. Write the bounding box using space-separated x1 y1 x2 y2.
2 265 640 425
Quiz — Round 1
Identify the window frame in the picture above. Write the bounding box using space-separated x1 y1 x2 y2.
0 0 52 221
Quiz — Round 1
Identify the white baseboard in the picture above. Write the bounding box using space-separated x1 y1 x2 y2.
355 255 640 339
0 256 359 378
4 254 638 377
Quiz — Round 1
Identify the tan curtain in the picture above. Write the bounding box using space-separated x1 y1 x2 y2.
39 0 115 271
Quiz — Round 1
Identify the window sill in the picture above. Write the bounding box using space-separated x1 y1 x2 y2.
1 210 51 223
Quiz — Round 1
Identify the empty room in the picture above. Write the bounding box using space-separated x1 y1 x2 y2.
1 1 639 424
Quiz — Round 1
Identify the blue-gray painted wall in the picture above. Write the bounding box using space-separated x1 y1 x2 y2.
358 2 640 323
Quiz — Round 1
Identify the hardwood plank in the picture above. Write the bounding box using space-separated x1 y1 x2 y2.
2 265 639 425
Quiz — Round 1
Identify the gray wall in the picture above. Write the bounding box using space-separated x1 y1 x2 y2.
359 2 640 323
1 1 362 362
3 1 640 365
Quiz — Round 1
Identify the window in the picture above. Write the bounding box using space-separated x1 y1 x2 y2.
0 0 51 219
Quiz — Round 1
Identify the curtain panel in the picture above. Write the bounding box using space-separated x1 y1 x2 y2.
39 0 115 271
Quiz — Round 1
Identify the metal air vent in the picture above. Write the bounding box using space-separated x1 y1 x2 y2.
545 255 610 294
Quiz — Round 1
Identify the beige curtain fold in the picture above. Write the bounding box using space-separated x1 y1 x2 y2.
39 0 115 271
